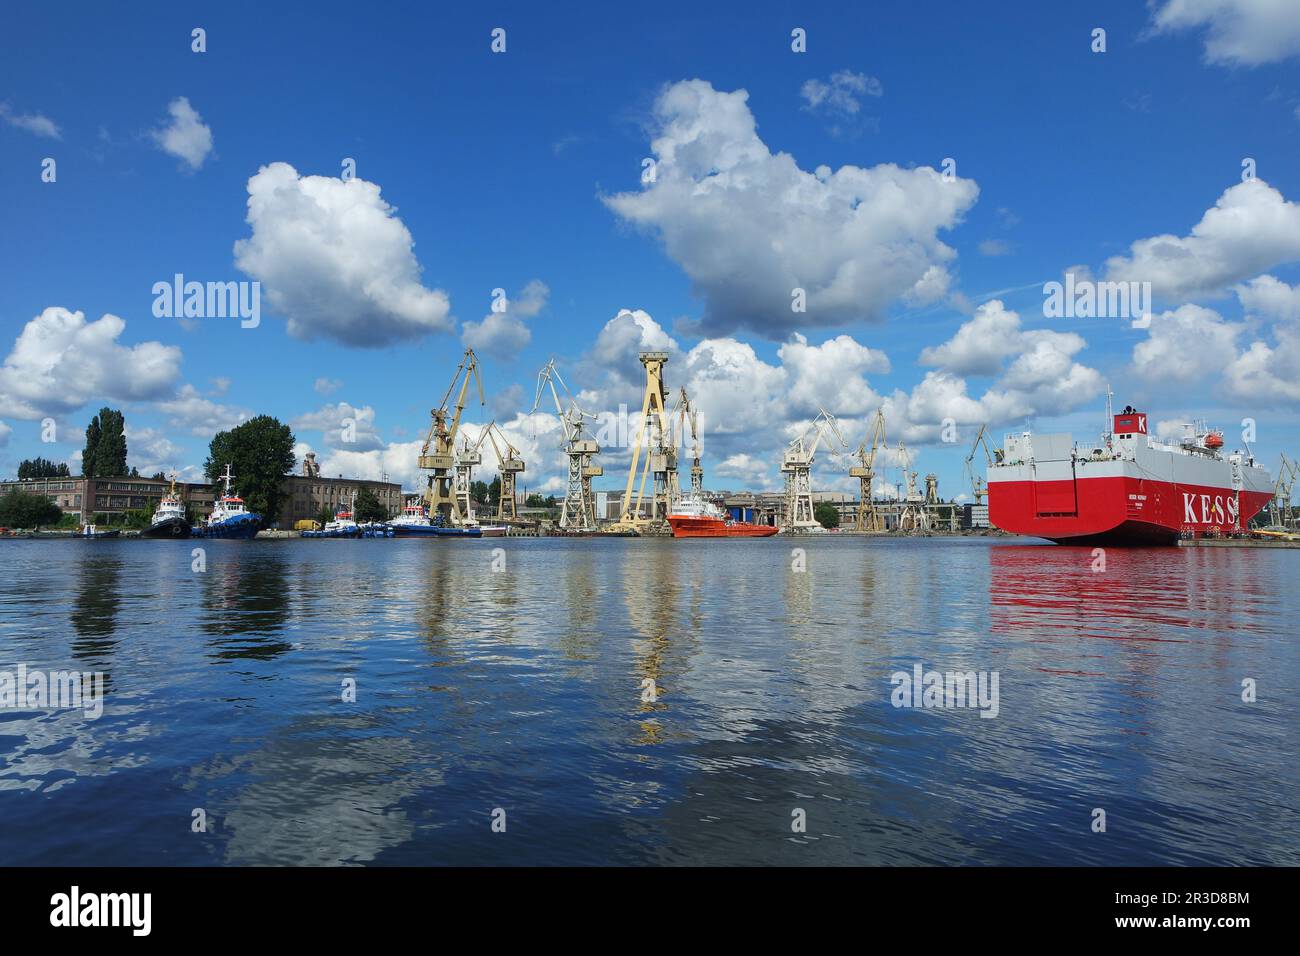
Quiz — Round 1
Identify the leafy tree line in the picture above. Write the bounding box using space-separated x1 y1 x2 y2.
0 490 63 528
16 458 70 479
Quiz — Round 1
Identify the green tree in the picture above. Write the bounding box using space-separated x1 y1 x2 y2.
525 493 547 508
469 479 489 505
487 475 501 508
17 457 69 479
83 407 127 477
82 415 101 477
354 486 388 522
0 490 63 528
204 415 296 526
814 502 841 530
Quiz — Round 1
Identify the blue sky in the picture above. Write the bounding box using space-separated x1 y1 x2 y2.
2 0 1300 499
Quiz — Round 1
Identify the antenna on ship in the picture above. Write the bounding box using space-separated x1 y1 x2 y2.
1104 385 1114 441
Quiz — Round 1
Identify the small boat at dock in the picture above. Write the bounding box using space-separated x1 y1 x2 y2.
78 524 120 539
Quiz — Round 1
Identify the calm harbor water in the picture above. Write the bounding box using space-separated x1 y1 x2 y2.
0 535 1295 866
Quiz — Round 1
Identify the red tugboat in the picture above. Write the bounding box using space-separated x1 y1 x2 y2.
987 400 1273 545
667 495 779 538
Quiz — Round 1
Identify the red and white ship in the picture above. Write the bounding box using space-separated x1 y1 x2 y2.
667 495 780 538
987 401 1273 545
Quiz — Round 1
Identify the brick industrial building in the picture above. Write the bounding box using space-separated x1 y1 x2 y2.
0 473 402 527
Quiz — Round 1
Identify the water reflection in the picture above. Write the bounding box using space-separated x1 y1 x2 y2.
987 544 1274 641
201 547 293 661
0 537 1294 866
69 554 121 666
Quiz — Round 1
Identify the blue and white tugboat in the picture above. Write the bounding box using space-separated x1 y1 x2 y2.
302 500 360 538
389 500 483 538
195 464 261 539
142 475 191 538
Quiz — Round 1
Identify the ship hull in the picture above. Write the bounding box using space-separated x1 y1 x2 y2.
667 515 780 538
990 474 1273 545
390 524 483 537
142 516 191 538
195 515 261 539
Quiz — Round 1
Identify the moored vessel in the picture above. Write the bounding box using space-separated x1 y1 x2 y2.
389 501 483 538
194 464 261 539
78 524 120 539
667 494 780 538
142 475 191 538
988 399 1273 545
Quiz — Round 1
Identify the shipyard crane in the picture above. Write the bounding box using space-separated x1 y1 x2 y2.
675 387 703 494
453 424 493 523
532 358 603 531
612 351 677 533
781 407 847 533
1271 453 1299 529
894 441 932 532
964 424 999 505
850 409 887 531
419 347 484 525
482 422 526 521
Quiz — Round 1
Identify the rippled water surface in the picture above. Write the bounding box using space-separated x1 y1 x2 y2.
0 536 1295 865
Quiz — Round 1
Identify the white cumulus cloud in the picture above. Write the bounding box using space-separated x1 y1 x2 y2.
150 97 213 170
1150 0 1300 66
461 280 547 360
1103 181 1300 300
234 162 453 347
154 384 251 437
0 307 182 420
602 80 978 337
293 401 385 452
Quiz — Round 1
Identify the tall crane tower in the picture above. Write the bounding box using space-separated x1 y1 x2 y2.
850 409 887 531
895 441 931 532
483 422 525 521
532 359 603 531
964 424 998 504
675 387 703 493
781 407 846 533
419 348 484 525
453 425 491 523
1271 453 1298 528
614 351 676 533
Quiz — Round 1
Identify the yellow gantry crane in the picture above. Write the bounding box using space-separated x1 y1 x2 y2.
482 422 525 522
612 351 676 533
532 358 602 531
453 424 492 523
419 347 484 525
850 409 887 531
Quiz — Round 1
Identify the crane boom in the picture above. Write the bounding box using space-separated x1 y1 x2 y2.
419 347 484 525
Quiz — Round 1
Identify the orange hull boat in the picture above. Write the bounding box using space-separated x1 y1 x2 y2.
666 515 779 538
